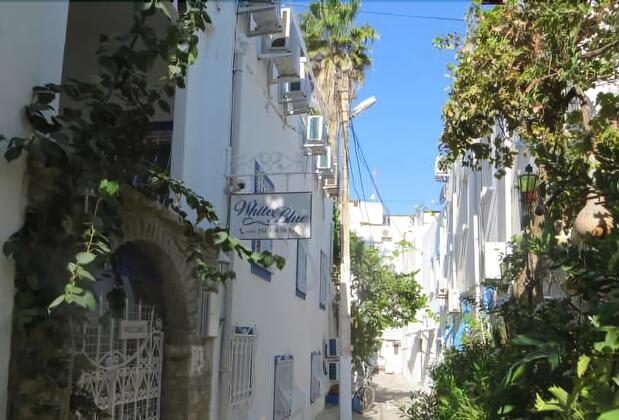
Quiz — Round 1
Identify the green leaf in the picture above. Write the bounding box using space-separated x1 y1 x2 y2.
497 405 513 415
598 408 619 420
48 295 66 311
577 354 590 378
212 230 229 245
76 252 96 266
534 394 562 412
72 290 96 310
548 386 568 406
77 267 96 282
65 283 83 294
99 179 119 196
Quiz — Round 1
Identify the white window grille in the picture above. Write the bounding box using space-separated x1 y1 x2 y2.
227 325 256 406
319 250 328 308
273 354 294 420
310 352 322 403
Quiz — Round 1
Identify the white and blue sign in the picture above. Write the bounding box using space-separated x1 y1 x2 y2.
230 192 312 240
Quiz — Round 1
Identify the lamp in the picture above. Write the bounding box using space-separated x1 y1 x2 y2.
350 96 376 119
217 251 232 274
517 164 539 217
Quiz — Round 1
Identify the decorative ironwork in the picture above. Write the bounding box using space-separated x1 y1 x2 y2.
77 292 164 419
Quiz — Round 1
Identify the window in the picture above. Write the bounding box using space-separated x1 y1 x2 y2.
319 250 328 309
393 343 400 355
296 241 307 299
273 355 294 420
251 161 274 281
227 325 256 406
310 352 322 403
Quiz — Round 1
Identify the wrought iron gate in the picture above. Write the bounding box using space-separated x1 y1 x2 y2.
78 293 164 419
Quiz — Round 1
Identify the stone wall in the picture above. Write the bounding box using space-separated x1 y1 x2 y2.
120 186 217 419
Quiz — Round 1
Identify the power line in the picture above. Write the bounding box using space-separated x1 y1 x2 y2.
288 1 465 22
350 128 370 218
350 122 387 211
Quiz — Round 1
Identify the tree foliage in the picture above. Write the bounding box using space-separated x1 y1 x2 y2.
349 233 426 367
300 0 378 139
401 0 619 418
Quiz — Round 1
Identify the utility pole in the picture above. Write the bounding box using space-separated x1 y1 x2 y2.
338 74 352 420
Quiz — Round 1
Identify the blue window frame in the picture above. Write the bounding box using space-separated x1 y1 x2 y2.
251 161 274 281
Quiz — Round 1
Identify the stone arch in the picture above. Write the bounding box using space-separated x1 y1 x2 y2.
117 188 215 419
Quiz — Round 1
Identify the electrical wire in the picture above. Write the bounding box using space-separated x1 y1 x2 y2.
287 1 465 22
351 122 412 239
351 122 387 211
350 125 370 220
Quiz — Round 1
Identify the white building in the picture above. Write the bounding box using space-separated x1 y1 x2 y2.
348 201 442 387
433 130 535 351
0 2 337 419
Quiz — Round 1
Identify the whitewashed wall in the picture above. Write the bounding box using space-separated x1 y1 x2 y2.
174 4 335 419
227 13 333 419
0 1 70 415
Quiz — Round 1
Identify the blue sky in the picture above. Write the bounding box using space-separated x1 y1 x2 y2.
350 1 469 215
295 1 470 215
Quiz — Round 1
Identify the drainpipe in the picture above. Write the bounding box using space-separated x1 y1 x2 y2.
217 11 248 420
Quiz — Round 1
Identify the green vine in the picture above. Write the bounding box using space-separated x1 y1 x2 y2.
2 1 283 418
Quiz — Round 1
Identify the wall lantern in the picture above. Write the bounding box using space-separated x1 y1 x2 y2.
217 251 232 274
517 164 539 216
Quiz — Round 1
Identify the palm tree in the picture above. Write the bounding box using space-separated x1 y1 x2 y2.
300 0 377 129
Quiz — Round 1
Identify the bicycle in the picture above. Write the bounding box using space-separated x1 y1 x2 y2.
352 361 375 413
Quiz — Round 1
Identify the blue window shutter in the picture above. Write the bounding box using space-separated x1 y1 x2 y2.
296 241 307 298
319 251 327 309
251 161 273 281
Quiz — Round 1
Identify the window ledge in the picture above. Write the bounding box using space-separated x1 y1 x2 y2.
251 263 272 282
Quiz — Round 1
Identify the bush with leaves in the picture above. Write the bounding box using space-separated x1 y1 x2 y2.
411 0 619 418
349 232 426 369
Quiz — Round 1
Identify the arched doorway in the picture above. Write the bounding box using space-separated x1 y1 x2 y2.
76 237 198 419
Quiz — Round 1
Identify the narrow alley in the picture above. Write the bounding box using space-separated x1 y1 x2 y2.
317 373 413 420
1 1 618 419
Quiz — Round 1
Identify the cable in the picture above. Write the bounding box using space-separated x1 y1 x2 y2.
350 125 370 220
355 147 371 221
351 121 409 240
351 122 386 211
288 1 465 22
347 141 363 203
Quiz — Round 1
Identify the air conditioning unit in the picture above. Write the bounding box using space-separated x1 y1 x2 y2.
304 115 327 155
484 241 507 280
326 360 339 382
437 287 448 299
315 146 332 173
323 177 338 198
239 0 281 37
448 288 461 313
326 337 340 358
259 8 301 79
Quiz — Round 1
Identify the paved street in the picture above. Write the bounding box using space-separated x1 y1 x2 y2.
316 373 413 420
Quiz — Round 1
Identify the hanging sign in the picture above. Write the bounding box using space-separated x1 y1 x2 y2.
230 192 312 240
119 320 149 340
